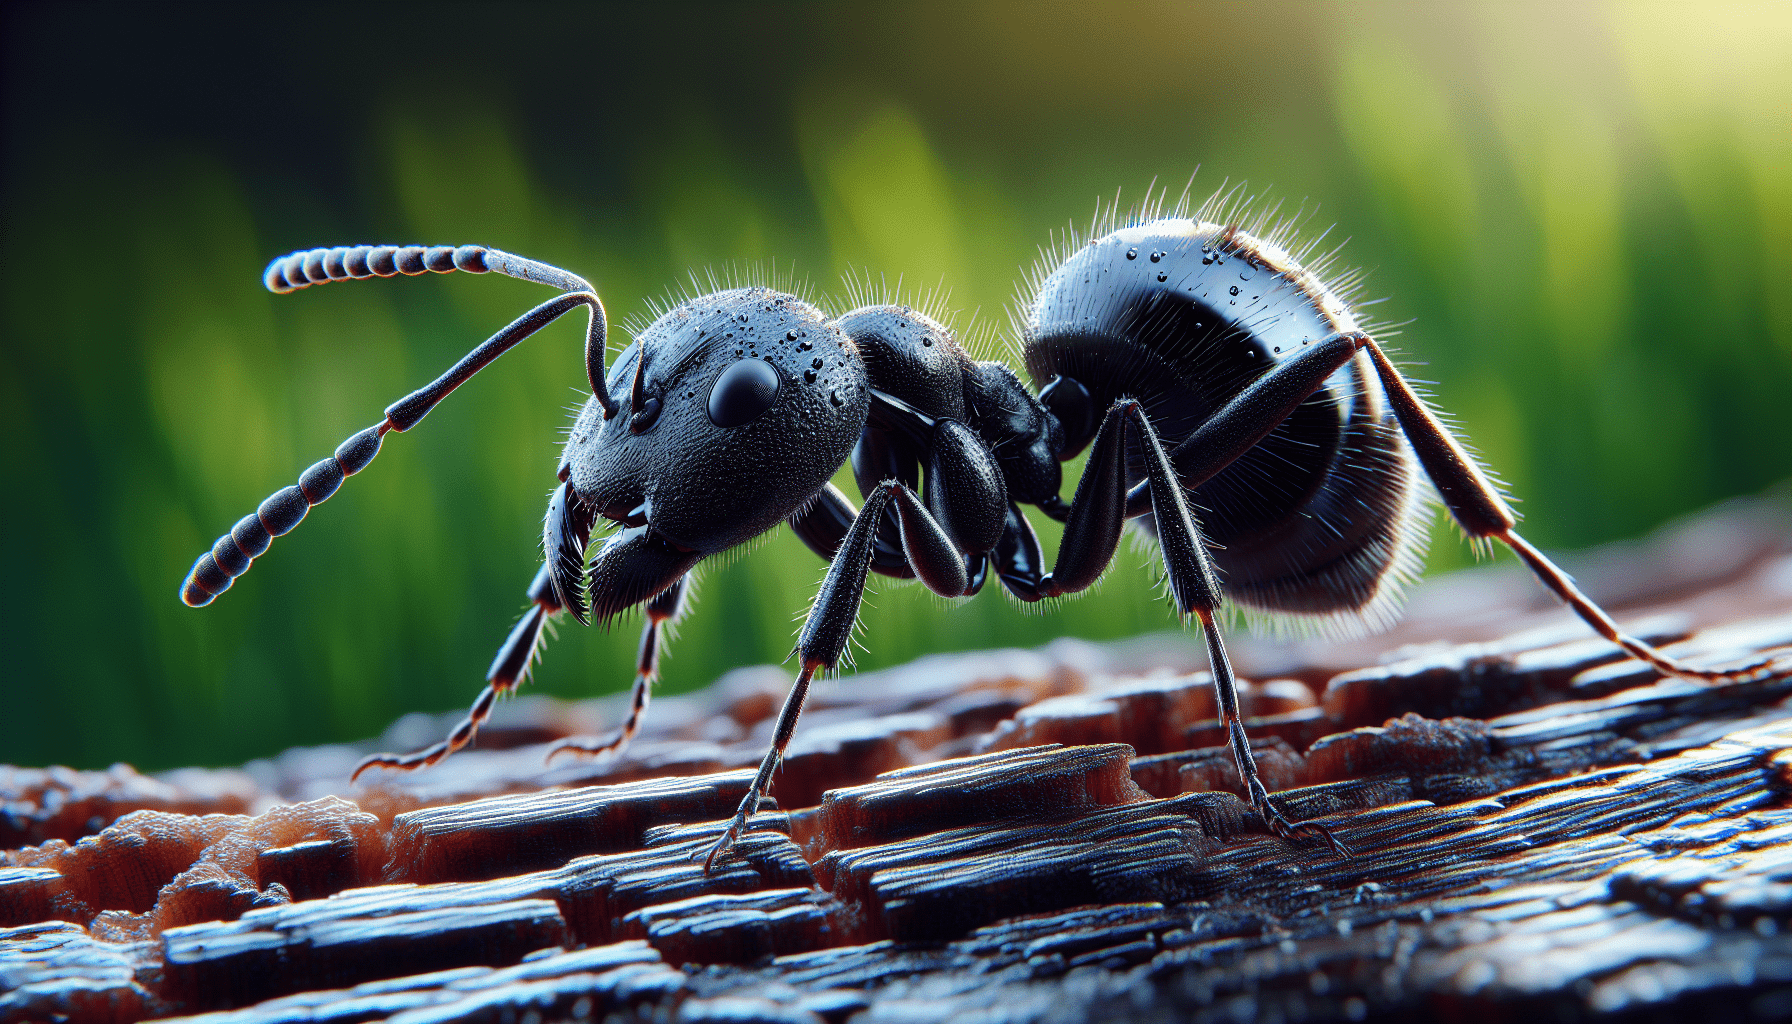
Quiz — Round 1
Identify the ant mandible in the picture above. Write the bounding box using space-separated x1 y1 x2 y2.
180 188 1787 868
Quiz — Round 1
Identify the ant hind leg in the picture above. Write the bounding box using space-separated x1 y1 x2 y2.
1360 339 1791 685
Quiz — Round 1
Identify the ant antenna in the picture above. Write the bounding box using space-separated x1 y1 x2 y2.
181 244 614 607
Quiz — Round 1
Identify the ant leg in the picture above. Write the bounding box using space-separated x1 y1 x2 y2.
183 287 608 607
1199 604 1346 856
868 389 1009 563
1097 328 1780 684
704 481 963 870
1359 339 1789 684
788 483 856 562
963 553 991 596
792 478 992 595
852 430 922 580
1076 400 1344 852
351 562 564 780
1037 400 1133 597
790 481 917 578
353 517 702 781
1120 330 1366 516
545 573 692 764
993 503 1048 602
919 419 1009 561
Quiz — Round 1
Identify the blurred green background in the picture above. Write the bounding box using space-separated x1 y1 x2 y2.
2 2 1788 772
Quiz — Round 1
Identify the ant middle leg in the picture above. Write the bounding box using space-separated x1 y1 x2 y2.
352 561 565 780
546 573 691 765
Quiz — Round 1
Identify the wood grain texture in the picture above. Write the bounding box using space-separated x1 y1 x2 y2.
5 494 1792 1022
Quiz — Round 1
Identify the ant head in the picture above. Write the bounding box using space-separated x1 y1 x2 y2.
552 288 869 617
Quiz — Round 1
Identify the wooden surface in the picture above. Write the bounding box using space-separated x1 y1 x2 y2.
5 493 1792 1023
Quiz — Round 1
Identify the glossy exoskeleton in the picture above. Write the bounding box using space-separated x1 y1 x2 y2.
181 194 1788 866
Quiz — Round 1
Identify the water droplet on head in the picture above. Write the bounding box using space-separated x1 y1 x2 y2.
812 357 824 369
830 390 843 407
1126 248 1138 260
1157 272 1168 282
786 329 798 341
798 340 813 351
922 336 933 347
1229 285 1240 296
1149 251 1162 263
804 369 817 384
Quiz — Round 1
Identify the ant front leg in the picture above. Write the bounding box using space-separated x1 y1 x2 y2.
545 573 691 765
1044 398 1347 855
705 480 967 871
1359 339 1791 684
352 561 565 780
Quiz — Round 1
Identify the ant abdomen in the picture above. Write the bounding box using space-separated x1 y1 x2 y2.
1023 219 1428 635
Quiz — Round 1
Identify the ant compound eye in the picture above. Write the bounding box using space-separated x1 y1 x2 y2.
708 358 781 428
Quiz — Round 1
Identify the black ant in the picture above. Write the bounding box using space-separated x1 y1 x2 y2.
180 189 1787 868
